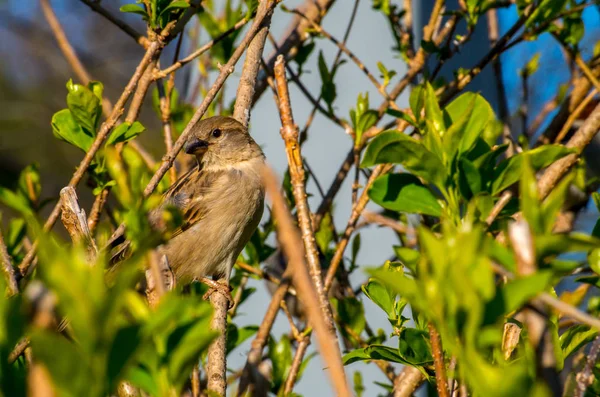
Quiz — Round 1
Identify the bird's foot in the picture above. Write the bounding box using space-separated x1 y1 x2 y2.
199 277 234 308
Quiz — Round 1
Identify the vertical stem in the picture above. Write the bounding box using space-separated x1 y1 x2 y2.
273 56 335 332
206 291 228 396
0 225 19 296
428 323 449 397
283 336 310 394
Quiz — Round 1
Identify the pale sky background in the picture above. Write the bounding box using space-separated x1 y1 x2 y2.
1 0 600 396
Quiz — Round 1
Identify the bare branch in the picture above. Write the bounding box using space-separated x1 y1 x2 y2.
238 278 291 396
233 2 273 125
262 166 351 396
393 366 425 397
574 336 600 397
273 55 335 331
80 0 149 48
0 224 19 296
324 164 390 294
429 323 449 397
537 102 600 200
253 0 336 103
283 336 310 394
156 17 250 79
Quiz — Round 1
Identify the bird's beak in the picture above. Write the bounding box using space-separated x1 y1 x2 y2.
184 138 209 155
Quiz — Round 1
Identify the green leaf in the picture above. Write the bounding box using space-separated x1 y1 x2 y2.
368 173 442 216
353 371 365 397
30 331 91 397
315 212 334 254
337 297 366 336
119 4 148 17
386 108 417 127
536 233 600 258
106 121 146 145
269 335 293 391
458 157 482 198
409 86 425 122
398 328 433 365
0 187 33 216
343 345 408 365
362 279 396 319
444 92 495 156
491 145 575 195
159 0 189 17
560 324 597 359
520 156 542 233
377 62 396 88
484 271 554 324
167 318 218 388
18 163 41 204
521 53 541 77
52 109 94 151
361 131 447 189
66 80 101 134
318 51 336 108
107 325 142 388
423 82 445 137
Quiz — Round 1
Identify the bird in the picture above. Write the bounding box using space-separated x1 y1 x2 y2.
111 115 265 302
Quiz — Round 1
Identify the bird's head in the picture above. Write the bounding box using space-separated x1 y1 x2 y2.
184 116 264 169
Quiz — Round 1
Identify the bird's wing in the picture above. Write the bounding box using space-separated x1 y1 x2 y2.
109 166 227 264
157 166 227 239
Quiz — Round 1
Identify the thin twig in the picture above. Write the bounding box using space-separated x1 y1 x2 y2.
298 0 360 143
41 0 92 85
253 0 336 104
80 0 149 47
574 336 600 397
508 220 561 394
155 17 250 79
0 224 19 296
323 164 389 294
87 187 110 234
291 9 399 109
429 323 449 397
283 336 310 394
238 277 292 395
554 89 597 143
262 166 351 396
537 102 600 200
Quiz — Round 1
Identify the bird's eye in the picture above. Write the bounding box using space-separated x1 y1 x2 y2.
211 128 222 138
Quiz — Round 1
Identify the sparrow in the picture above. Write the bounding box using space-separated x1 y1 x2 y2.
112 116 265 298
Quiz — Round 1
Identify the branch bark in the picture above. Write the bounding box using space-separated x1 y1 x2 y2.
59 187 98 262
252 0 336 104
393 366 425 397
273 56 335 331
262 166 351 396
0 224 19 296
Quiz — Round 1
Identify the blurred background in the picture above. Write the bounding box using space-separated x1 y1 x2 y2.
1 0 599 395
